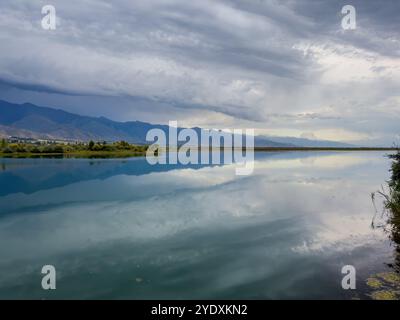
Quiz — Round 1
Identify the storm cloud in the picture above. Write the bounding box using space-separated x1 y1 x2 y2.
0 0 399 145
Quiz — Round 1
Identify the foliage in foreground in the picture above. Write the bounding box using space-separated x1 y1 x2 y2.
386 152 400 242
372 150 400 270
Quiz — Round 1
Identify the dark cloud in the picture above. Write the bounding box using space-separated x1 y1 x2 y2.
0 0 398 144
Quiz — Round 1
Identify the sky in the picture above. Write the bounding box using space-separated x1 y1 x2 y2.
0 0 399 146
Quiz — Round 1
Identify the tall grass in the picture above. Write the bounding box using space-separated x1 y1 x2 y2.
372 150 400 269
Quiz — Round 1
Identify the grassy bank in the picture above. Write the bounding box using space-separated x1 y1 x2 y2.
0 150 148 158
1 138 397 158
368 150 400 300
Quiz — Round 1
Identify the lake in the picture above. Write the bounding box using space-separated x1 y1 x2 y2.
0 151 396 299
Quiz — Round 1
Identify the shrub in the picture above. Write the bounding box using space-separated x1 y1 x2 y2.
30 146 41 153
11 144 27 153
92 143 105 151
42 145 64 153
53 145 64 153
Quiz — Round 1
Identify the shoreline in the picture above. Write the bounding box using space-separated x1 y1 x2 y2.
0 147 398 158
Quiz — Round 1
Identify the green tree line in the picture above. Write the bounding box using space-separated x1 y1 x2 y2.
0 139 148 154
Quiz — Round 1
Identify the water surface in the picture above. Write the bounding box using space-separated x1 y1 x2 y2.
0 151 395 299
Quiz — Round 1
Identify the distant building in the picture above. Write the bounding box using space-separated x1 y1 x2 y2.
6 136 81 145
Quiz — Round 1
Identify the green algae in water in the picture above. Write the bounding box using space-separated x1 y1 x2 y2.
370 290 399 300
366 278 383 289
366 272 400 300
376 272 400 285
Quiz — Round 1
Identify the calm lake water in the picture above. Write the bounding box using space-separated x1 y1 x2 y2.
0 151 396 299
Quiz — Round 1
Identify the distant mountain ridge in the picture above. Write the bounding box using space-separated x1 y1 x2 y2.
0 100 171 144
0 100 353 147
255 135 353 148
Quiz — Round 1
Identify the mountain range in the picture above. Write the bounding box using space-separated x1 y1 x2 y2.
0 100 353 147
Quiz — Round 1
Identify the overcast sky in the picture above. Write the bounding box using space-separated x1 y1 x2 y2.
0 0 399 145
